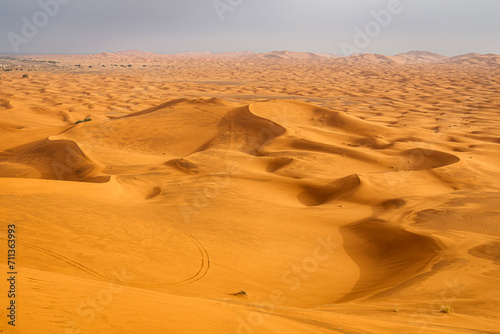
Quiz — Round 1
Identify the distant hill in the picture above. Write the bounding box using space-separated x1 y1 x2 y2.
253 51 340 60
392 51 449 64
21 50 500 68
448 53 500 66
341 53 398 64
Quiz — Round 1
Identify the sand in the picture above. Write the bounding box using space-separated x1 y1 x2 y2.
1 51 500 333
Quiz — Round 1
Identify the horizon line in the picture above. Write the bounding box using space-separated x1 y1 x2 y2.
0 49 497 58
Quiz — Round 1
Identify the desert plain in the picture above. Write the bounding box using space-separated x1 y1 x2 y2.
1 50 500 333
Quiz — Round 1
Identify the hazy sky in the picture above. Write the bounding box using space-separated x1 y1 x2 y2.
1 0 499 56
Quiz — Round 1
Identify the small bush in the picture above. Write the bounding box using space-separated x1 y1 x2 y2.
232 290 248 298
440 305 453 313
75 118 92 125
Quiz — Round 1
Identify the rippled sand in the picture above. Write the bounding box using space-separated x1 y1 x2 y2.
1 51 499 333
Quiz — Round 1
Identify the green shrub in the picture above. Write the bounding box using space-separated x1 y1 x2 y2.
75 118 92 125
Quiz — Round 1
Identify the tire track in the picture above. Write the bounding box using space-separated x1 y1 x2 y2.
0 237 107 280
1 213 211 287
154 210 211 286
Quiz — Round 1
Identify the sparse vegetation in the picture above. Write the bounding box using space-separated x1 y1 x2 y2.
75 118 92 125
440 305 453 313
231 290 248 298
22 74 29 78
393 305 400 313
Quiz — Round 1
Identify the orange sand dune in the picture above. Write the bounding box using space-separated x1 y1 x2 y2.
1 52 500 334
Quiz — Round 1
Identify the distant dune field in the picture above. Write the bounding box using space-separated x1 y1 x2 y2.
1 51 499 334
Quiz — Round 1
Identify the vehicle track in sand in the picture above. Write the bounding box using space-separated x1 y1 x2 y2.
1 212 211 288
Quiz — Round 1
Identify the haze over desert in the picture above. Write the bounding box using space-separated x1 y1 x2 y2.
0 49 499 333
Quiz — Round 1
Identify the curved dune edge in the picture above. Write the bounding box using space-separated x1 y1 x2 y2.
266 157 295 173
398 148 460 170
248 99 393 136
222 105 286 155
298 174 361 206
0 98 15 109
338 217 443 302
0 138 109 183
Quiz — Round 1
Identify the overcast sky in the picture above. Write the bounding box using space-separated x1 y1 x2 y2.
0 0 499 56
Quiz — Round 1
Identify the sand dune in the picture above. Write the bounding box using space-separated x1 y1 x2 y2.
14 50 500 74
393 51 450 64
0 138 108 182
1 52 500 334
